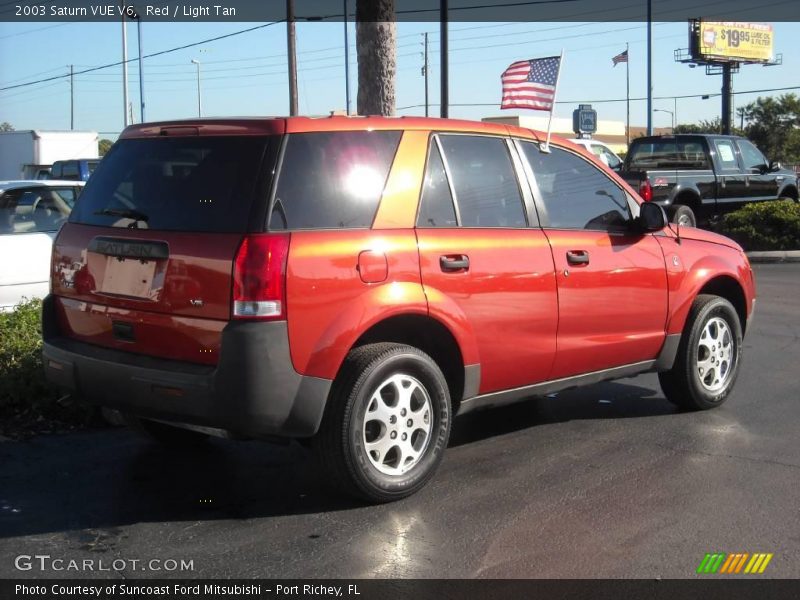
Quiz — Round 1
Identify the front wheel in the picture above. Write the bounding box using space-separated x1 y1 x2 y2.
659 295 743 410
672 204 697 228
313 343 451 503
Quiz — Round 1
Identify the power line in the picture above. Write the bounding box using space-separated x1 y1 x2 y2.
0 20 284 92
396 85 800 111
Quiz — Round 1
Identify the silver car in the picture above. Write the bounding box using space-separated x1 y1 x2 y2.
0 180 85 311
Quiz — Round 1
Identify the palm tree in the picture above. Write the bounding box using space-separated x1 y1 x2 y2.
356 0 396 116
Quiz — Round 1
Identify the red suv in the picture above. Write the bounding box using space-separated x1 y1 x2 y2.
43 117 756 502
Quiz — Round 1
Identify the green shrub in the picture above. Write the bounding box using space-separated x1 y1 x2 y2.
0 299 92 437
720 200 800 251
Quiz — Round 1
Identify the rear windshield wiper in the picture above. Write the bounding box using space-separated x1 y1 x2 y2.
93 208 150 223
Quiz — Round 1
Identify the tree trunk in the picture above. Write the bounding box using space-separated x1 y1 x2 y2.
356 1 396 116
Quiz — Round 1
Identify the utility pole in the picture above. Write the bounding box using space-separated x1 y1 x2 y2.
69 64 74 130
423 32 429 117
343 0 351 114
191 59 202 117
646 0 652 135
721 63 732 135
286 0 298 116
121 2 129 127
625 42 629 147
136 14 145 122
440 0 448 118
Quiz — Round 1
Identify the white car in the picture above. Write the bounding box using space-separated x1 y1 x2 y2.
571 138 624 171
0 180 84 311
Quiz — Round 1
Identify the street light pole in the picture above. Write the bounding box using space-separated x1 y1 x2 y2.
646 0 653 135
286 0 298 116
191 59 202 117
654 108 674 132
136 15 145 122
440 0 448 118
343 0 351 114
121 2 129 127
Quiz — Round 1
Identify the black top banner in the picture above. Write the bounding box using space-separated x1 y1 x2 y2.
3 0 800 23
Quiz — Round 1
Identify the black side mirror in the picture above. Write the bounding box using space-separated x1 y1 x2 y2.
637 202 667 232
769 160 782 172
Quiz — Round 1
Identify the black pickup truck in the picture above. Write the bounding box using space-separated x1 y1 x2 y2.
619 134 798 227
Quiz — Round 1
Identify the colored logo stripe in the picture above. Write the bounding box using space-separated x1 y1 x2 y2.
697 553 774 574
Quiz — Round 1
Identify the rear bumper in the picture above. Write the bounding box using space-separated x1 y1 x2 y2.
41 295 331 438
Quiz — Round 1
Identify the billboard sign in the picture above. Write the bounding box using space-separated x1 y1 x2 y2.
695 21 773 63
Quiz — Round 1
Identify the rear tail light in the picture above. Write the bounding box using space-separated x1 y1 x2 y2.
639 178 653 202
232 234 290 320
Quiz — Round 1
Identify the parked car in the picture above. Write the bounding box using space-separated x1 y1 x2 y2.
0 180 84 311
620 134 799 227
42 117 755 502
571 138 623 170
50 158 101 182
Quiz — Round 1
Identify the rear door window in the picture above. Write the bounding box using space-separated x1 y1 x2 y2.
416 141 458 228
712 139 741 171
69 136 271 232
269 131 401 230
437 134 527 228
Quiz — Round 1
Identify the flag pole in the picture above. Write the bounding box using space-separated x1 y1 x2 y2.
626 42 630 148
541 49 563 153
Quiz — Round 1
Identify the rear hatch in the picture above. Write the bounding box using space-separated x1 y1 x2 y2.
51 131 279 365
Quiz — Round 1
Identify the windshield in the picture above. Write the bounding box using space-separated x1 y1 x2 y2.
69 136 271 232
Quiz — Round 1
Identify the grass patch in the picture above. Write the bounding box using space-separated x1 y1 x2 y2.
0 299 94 438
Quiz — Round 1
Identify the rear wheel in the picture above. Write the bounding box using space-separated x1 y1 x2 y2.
672 204 697 228
313 343 451 503
124 415 209 446
659 295 743 410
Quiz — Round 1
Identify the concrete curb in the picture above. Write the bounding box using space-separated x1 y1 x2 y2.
746 251 800 264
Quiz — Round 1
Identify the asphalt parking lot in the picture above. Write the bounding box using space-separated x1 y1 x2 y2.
1 263 798 579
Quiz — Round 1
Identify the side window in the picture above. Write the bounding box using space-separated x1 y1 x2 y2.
713 139 740 170
270 131 401 230
61 162 79 178
52 187 77 208
737 139 767 171
520 143 631 231
438 135 526 228
416 141 457 227
51 163 62 178
0 187 71 234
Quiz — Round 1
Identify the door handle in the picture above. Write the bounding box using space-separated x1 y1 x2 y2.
440 254 470 272
566 250 590 266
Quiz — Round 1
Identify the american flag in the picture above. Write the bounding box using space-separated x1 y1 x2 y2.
500 56 561 111
612 49 628 66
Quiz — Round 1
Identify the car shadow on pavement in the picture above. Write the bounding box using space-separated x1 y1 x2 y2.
0 381 676 539
449 380 677 448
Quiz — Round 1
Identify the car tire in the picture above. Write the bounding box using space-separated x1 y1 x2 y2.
313 343 451 503
659 294 743 411
672 204 697 228
124 415 209 446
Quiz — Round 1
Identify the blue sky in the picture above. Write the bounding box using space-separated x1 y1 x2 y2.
1 20 798 139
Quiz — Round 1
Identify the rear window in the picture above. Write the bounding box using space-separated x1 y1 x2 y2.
69 136 270 232
627 139 709 170
269 131 401 230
